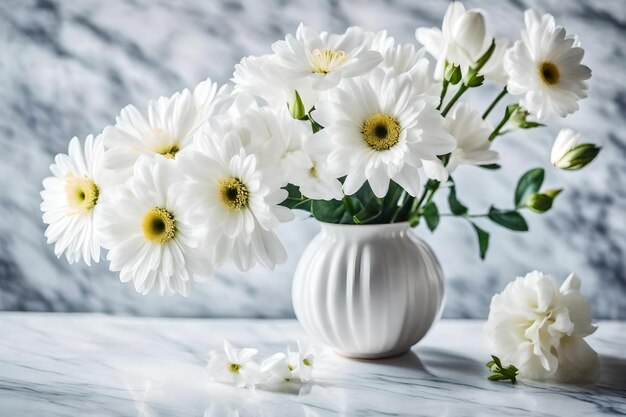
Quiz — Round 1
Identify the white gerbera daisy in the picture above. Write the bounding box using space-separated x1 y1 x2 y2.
98 156 211 296
504 10 591 120
272 23 383 90
41 135 106 266
416 1 492 79
380 43 439 97
445 102 499 172
207 341 260 389
313 69 454 198
178 128 293 271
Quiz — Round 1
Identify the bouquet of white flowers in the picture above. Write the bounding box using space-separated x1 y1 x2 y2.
41 2 600 296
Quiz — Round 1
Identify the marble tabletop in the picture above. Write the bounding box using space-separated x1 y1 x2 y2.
0 314 624 417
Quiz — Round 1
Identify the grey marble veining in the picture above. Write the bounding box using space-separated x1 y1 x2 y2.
0 314 624 416
0 0 625 318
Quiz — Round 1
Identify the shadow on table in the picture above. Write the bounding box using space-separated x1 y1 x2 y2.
596 355 626 392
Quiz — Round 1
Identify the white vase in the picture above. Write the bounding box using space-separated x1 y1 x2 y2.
292 222 445 359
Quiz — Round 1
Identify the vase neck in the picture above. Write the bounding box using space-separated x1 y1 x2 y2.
320 222 412 240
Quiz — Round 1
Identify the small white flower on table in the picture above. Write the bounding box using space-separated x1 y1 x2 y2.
207 341 260 389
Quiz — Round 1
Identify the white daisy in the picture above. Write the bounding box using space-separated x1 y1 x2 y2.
272 23 383 90
98 156 211 296
178 128 293 271
445 102 499 172
40 135 106 266
207 341 260 389
313 69 454 198
233 54 319 112
504 10 591 120
416 1 492 79
103 80 232 182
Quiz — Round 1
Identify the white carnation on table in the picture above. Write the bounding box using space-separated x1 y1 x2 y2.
485 271 599 383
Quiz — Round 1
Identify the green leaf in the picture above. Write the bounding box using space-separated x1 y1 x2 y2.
514 168 544 208
353 193 383 224
488 374 504 381
311 199 352 224
479 164 501 170
491 355 503 368
520 121 545 129
448 184 468 216
423 202 440 232
471 222 490 260
280 184 312 212
487 207 529 231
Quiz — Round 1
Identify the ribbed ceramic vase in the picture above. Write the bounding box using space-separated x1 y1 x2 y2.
292 222 445 359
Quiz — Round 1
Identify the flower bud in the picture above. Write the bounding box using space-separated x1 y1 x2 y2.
288 90 306 120
526 189 562 213
444 63 462 85
453 10 489 60
551 129 601 170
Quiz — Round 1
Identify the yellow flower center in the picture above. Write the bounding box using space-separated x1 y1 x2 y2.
65 174 99 214
142 207 176 244
228 363 241 373
361 113 401 151
147 128 180 159
539 62 560 85
218 178 249 211
311 48 347 74
308 165 318 178
155 143 180 159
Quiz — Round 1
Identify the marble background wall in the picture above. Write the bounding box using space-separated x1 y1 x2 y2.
0 0 624 318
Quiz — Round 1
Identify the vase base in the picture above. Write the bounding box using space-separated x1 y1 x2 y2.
333 347 412 360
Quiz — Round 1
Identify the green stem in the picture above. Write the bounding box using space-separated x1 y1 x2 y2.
489 110 513 141
292 198 311 209
441 85 468 117
342 196 356 218
482 87 507 119
390 190 408 223
437 80 449 111
440 212 488 218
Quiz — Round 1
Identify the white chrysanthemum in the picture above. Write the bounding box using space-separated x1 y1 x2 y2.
485 271 599 382
504 10 591 120
41 135 106 266
207 341 260 389
445 102 498 172
98 156 211 296
416 1 492 79
313 69 454 198
103 80 231 182
272 23 383 90
480 38 511 84
178 128 293 271
233 54 319 112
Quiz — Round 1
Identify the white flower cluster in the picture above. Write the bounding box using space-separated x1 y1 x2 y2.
485 271 599 383
41 2 598 294
206 340 317 389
